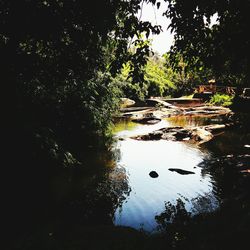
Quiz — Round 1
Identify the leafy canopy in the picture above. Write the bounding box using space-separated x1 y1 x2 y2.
165 0 250 86
0 0 163 174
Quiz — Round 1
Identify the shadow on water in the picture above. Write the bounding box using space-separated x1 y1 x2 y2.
7 144 137 250
7 113 250 250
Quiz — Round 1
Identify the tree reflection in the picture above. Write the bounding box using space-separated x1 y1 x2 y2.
154 157 250 250
155 199 191 231
155 192 218 232
8 144 132 250
54 146 131 226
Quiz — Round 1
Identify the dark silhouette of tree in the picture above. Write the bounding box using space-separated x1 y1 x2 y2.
1 0 161 243
165 0 250 87
1 0 162 168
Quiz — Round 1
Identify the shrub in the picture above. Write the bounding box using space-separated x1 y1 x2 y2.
209 93 234 106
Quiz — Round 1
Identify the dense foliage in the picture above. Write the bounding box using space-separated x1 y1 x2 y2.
1 0 161 240
165 0 250 87
3 0 250 248
113 54 177 100
1 0 162 167
145 54 176 97
114 52 211 101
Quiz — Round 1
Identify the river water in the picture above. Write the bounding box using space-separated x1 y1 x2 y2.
111 116 222 232
8 113 250 250
46 114 249 236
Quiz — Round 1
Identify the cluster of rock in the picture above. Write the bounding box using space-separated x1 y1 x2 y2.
117 97 234 144
118 98 232 123
131 123 233 144
118 98 243 179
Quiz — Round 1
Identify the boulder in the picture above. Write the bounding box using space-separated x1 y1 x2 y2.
130 123 233 144
120 98 135 108
191 128 213 142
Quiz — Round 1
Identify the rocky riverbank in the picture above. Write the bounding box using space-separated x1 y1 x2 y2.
117 98 234 144
118 98 232 123
131 123 234 144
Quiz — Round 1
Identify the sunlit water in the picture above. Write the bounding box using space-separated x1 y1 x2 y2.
9 113 250 250
112 117 221 232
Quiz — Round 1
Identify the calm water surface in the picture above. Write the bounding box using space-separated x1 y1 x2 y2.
46 114 249 236
9 114 250 250
111 116 225 232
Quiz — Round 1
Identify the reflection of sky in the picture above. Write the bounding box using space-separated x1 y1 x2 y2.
113 138 219 232
115 119 170 138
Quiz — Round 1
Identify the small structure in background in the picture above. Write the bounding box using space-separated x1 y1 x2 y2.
193 79 236 101
196 79 237 95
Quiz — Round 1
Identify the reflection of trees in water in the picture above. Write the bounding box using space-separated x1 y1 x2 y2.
167 115 226 128
190 193 219 214
154 195 220 249
54 147 131 228
7 142 132 249
198 154 250 200
98 144 131 216
154 143 250 249
154 173 250 250
155 199 191 231
110 143 122 163
94 165 131 222
155 192 218 231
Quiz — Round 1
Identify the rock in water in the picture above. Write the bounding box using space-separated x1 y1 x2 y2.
168 168 195 175
149 171 159 178
132 117 161 124
192 128 213 143
120 98 135 107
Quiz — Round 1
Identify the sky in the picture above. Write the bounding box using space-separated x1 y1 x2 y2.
138 0 174 55
138 1 218 56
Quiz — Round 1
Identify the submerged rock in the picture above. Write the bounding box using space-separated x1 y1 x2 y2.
168 168 195 175
132 117 161 124
149 171 159 178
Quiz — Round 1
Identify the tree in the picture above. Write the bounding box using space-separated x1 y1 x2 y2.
164 52 214 96
0 0 162 238
0 0 162 157
145 54 176 97
165 0 250 87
